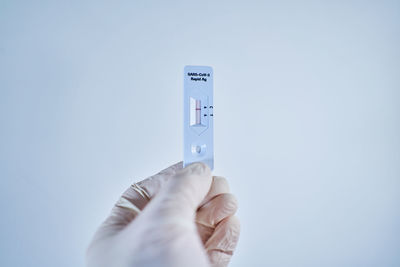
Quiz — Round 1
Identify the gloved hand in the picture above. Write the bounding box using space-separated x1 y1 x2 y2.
86 162 240 267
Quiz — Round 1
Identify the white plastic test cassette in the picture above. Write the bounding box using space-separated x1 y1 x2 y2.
183 65 214 170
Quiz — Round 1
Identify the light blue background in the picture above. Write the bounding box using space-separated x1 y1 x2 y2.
1 1 399 266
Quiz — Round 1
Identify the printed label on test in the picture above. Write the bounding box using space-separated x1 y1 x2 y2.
183 65 214 170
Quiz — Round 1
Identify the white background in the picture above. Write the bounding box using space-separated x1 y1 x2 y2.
1 1 399 266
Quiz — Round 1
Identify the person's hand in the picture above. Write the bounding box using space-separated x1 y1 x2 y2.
86 162 240 267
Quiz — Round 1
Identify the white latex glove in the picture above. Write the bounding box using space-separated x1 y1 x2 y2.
87 162 240 267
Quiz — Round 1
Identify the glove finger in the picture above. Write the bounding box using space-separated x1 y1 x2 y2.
93 162 183 239
197 193 238 227
136 161 183 198
141 162 213 225
196 193 237 243
196 177 231 244
200 176 230 207
205 216 240 267
119 162 183 211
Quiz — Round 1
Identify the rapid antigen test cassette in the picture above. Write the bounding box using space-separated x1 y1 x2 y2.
183 65 214 170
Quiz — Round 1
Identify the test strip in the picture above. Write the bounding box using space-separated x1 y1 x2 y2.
183 65 214 170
